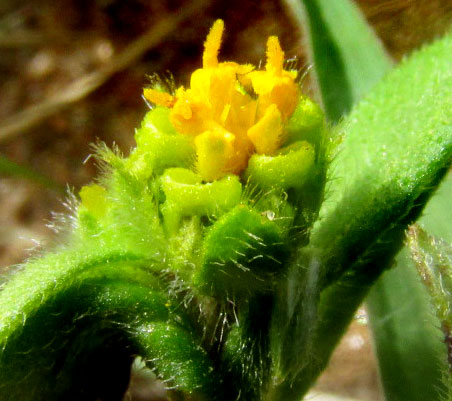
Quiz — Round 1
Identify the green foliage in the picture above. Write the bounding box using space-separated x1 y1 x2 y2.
266 28 452 401
311 32 452 286
279 1 452 400
366 174 452 401
409 227 452 340
0 4 451 401
286 0 392 120
367 248 448 401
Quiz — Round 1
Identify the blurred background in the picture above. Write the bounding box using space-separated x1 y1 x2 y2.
0 1 451 400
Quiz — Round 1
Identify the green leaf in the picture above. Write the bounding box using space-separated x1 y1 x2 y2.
367 248 447 401
287 2 452 398
135 321 218 396
408 224 452 331
0 250 147 344
270 32 452 399
312 34 452 399
311 33 452 286
0 252 150 401
418 172 452 244
285 0 392 120
367 173 452 401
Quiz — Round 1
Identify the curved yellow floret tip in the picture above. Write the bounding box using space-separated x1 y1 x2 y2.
266 36 284 76
203 19 224 68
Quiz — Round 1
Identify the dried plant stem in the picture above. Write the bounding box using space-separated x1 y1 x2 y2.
0 1 209 144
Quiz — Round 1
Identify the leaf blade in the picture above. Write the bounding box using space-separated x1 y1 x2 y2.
311 32 452 284
285 0 392 120
271 32 452 400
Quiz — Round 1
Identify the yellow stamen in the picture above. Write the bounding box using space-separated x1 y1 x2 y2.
203 19 224 68
266 36 284 76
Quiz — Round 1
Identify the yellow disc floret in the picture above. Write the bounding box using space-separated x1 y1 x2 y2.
143 20 300 182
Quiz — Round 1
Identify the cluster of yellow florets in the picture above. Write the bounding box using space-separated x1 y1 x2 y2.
143 20 299 182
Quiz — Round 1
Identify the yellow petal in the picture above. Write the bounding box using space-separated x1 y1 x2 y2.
209 65 237 117
268 78 299 121
249 70 277 95
190 64 237 119
224 93 257 134
224 133 254 174
249 71 299 121
190 68 212 103
170 90 210 135
247 104 283 155
195 129 235 181
235 63 255 88
234 63 255 75
203 19 224 68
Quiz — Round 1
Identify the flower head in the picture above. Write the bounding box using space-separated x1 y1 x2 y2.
144 20 299 181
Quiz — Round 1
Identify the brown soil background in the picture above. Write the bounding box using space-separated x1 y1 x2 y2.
0 1 451 400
